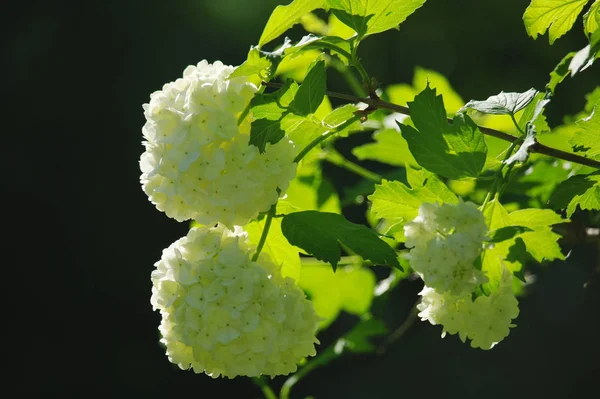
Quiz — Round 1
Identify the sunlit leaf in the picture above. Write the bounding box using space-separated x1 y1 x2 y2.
259 0 326 46
523 0 589 44
399 85 487 179
299 264 377 328
583 0 600 37
569 105 600 159
245 217 301 281
326 0 427 38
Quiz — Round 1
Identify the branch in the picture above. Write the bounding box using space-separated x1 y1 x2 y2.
263 82 600 170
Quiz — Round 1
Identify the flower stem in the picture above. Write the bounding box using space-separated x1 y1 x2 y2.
293 115 362 164
280 346 339 399
252 203 276 262
376 302 419 355
481 140 520 211
252 376 277 399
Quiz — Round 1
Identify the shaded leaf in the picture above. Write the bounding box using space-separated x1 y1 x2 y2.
281 211 400 270
488 226 534 243
340 317 387 353
549 171 600 216
292 59 327 115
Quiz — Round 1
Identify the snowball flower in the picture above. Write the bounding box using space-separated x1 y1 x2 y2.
151 224 320 378
417 269 519 350
140 60 297 227
404 201 489 295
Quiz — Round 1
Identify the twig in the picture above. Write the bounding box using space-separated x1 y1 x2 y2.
262 82 600 170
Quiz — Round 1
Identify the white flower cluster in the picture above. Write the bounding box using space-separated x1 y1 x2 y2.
404 201 488 295
151 225 320 378
406 201 519 349
417 270 519 350
140 60 297 227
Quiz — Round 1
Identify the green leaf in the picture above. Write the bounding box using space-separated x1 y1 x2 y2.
229 47 273 80
547 51 576 93
399 85 487 179
368 168 457 242
583 0 600 37
279 173 341 215
249 119 285 152
281 113 327 153
281 211 400 270
322 104 363 136
299 264 377 328
517 92 550 134
509 208 567 228
340 317 387 353
523 0 589 44
292 60 327 115
352 128 417 166
484 199 513 231
285 34 353 60
326 0 427 38
488 226 534 243
517 228 565 262
569 105 600 159
259 0 326 46
568 43 599 76
459 88 538 116
369 176 457 223
482 200 566 288
245 217 301 281
549 171 600 216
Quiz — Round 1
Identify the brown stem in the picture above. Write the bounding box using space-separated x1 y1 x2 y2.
262 82 600 170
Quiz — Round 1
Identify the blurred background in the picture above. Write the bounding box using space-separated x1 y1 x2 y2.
8 0 599 396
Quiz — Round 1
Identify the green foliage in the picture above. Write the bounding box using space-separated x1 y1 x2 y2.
281 210 401 270
292 59 327 115
285 34 353 61
259 0 326 46
229 47 273 81
523 0 591 44
326 0 427 39
547 51 577 93
246 217 301 281
369 171 457 233
549 171 600 216
584 0 600 37
460 89 538 116
569 106 600 159
399 86 488 179
482 200 567 288
338 317 387 353
299 264 376 328
353 128 415 166
279 172 341 215
488 226 534 243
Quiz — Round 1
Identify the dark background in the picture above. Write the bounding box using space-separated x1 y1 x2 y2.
8 0 600 397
